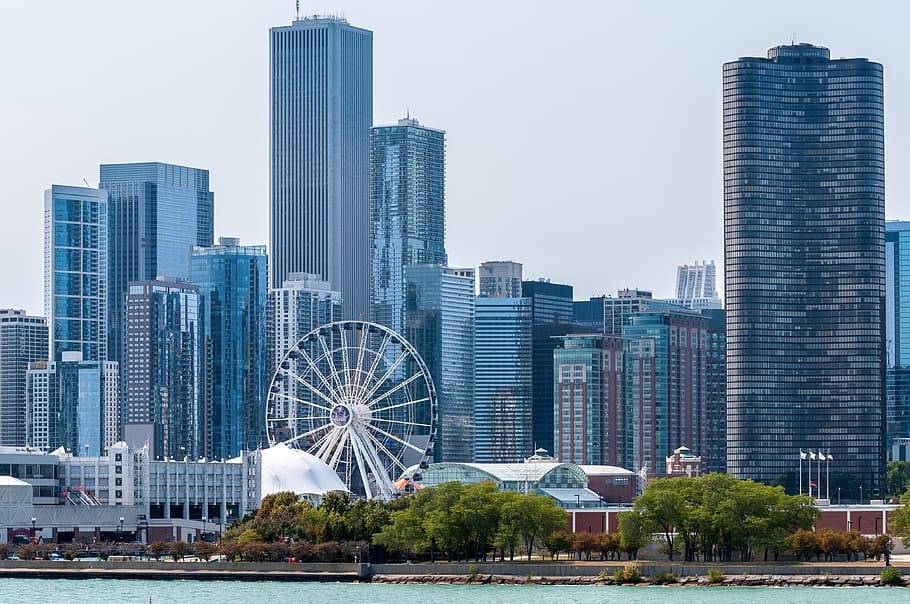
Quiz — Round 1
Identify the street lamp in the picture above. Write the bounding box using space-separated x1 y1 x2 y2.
118 516 124 542
860 485 864 504
30 518 36 543
837 487 841 505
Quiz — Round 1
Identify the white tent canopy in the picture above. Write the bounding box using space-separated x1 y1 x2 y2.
259 443 349 500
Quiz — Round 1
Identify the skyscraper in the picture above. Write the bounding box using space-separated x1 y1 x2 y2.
474 296 532 462
0 310 48 446
270 16 372 320
553 333 623 465
521 279 575 454
25 352 118 456
45 185 108 362
702 308 727 473
885 221 910 453
100 162 214 364
623 310 707 473
573 289 681 336
724 43 885 496
478 261 522 298
371 117 446 334
191 238 268 460
123 279 200 460
405 265 475 462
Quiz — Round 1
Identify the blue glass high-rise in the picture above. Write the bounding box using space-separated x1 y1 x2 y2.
474 296 533 462
404 265 474 462
270 16 372 321
45 185 109 362
191 238 267 459
100 162 214 364
372 118 447 333
885 221 910 452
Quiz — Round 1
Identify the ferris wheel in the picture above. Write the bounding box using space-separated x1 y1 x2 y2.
266 320 437 500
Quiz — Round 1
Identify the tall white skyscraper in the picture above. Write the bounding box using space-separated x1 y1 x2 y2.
269 16 373 320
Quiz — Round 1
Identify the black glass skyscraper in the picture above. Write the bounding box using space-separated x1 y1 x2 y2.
724 44 885 497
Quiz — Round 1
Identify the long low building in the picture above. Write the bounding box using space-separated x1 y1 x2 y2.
0 442 260 543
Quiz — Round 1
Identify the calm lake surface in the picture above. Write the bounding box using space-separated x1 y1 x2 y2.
0 579 908 604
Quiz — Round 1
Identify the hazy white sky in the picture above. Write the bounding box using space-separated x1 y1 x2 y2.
2 0 909 315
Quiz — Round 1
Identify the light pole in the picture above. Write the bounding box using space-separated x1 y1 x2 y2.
860 485 864 504
30 518 36 543
837 487 841 505
202 516 207 544
574 494 581 508
118 516 124 543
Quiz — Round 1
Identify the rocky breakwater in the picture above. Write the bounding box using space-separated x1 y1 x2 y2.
370 573 907 587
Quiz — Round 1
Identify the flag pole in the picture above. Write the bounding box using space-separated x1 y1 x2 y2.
808 453 812 498
817 451 821 500
826 450 830 501
799 451 803 495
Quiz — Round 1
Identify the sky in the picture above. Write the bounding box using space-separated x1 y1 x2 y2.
1 0 909 315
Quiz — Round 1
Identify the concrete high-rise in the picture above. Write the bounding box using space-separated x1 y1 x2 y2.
724 43 885 497
478 261 522 298
0 310 48 446
45 185 108 362
270 16 372 320
371 118 446 333
100 162 214 364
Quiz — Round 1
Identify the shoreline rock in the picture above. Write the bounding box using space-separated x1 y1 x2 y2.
368 573 906 587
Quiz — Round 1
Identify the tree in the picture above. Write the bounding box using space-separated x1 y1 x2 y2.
148 542 168 561
886 462 910 500
544 530 571 560
618 510 650 560
194 541 216 562
170 541 190 561
786 529 820 561
498 493 566 561
891 488 910 542
632 477 692 560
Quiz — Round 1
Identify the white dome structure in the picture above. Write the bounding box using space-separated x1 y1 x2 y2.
260 443 349 500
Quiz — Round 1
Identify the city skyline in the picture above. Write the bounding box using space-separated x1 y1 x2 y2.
9 1 910 315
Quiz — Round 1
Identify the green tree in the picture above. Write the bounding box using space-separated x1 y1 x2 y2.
544 530 571 560
633 477 691 560
891 488 910 542
618 510 650 560
886 462 910 500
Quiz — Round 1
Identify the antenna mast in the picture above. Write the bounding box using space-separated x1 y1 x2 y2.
296 0 300 20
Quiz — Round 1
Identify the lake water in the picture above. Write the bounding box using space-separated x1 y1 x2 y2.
0 579 907 604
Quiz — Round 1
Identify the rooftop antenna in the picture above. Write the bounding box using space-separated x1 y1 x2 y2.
406 106 410 119
82 178 91 188
791 32 796 45
295 0 300 20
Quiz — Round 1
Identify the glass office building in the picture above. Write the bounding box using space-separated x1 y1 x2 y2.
886 221 910 452
521 279 575 455
100 162 214 364
371 117 446 333
474 296 532 462
123 279 200 460
45 185 109 362
724 44 885 496
270 16 372 321
191 238 267 460
404 265 475 462
0 310 48 446
702 308 727 473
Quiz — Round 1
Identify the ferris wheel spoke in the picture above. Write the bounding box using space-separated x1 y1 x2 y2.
349 433 376 499
351 429 395 498
318 334 348 399
272 391 333 413
340 338 352 398
280 370 337 409
352 326 368 390
296 345 342 404
365 423 426 455
266 415 328 423
285 421 333 445
363 429 409 473
371 397 431 415
361 350 409 403
366 372 423 408
311 427 342 460
371 416 431 429
327 430 350 470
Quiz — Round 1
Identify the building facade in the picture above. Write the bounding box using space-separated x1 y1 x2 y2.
474 297 532 462
702 308 727 473
269 16 372 321
553 334 623 466
371 117 446 333
25 353 118 456
478 261 522 298
521 279 576 454
45 185 108 362
573 289 682 336
0 310 48 446
191 238 268 460
122 279 200 460
99 163 214 365
404 265 475 462
622 310 707 474
675 261 718 300
724 43 886 497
